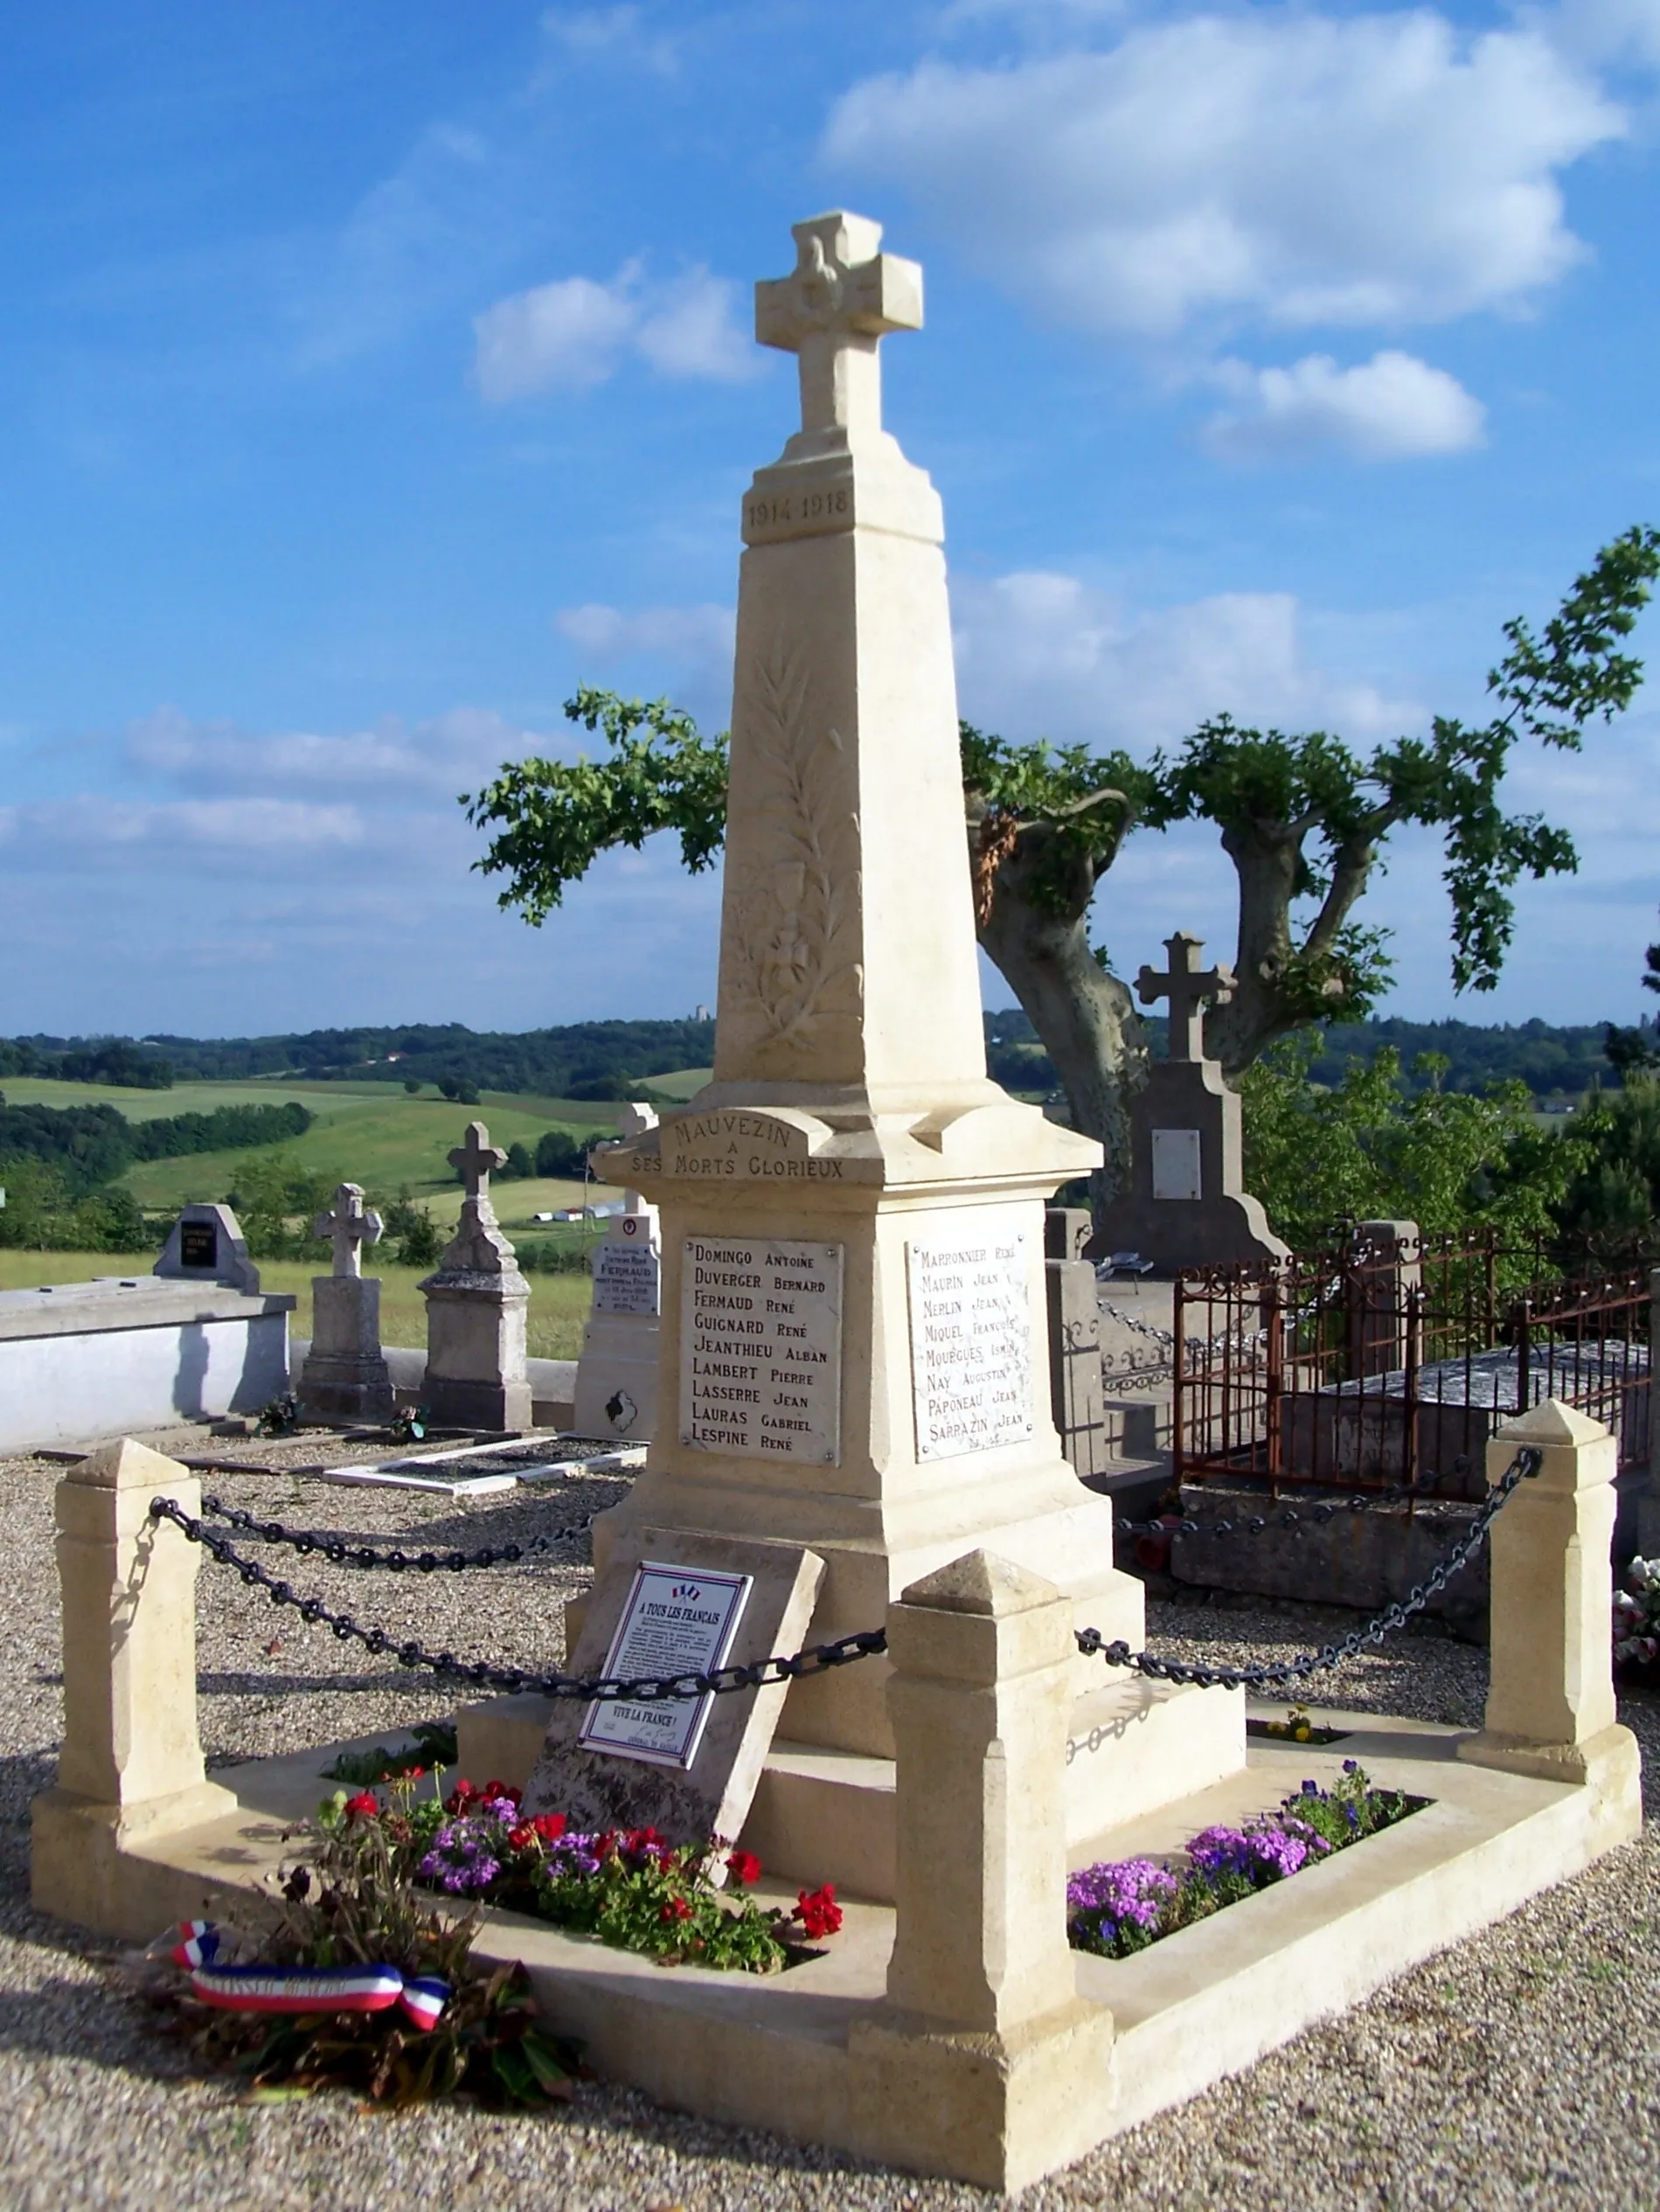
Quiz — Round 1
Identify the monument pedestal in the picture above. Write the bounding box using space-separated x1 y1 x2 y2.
299 1276 394 1423
420 1123 533 1432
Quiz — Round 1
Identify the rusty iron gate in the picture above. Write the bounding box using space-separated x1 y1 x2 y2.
1173 1233 1650 1505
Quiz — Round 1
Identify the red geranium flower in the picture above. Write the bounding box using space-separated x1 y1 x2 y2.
344 1791 379 1822
443 1778 476 1815
530 1812 567 1844
725 1849 762 1888
795 1883 842 1939
657 1896 693 1923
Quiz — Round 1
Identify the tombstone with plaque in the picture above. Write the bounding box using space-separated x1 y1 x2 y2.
297 1182 394 1423
419 1121 532 1431
573 1103 663 1442
153 1202 260 1293
1088 931 1288 1276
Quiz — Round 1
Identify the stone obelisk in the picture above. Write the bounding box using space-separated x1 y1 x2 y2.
593 212 1144 1758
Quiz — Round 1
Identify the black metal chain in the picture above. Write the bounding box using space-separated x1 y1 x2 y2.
195 1496 595 1573
1078 1446 1540 1692
149 1445 1537 1705
1110 1485 1473 1543
149 1496 887 1701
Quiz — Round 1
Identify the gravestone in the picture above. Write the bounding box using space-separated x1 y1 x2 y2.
419 1121 532 1431
297 1183 394 1423
1089 932 1288 1276
578 209 1151 1768
572 1104 662 1442
1045 1207 1109 1483
153 1202 260 1293
522 1527 823 1845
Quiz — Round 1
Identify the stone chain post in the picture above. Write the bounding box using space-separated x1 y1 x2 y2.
847 1548 1115 2192
31 1437 235 1935
1459 1400 1641 1804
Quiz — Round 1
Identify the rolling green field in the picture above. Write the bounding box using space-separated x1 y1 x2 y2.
0 1076 629 1214
0 1249 592 1360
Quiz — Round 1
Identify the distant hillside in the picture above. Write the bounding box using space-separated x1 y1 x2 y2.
0 1019 719 1100
0 1011 1629 1105
983 1011 1625 1101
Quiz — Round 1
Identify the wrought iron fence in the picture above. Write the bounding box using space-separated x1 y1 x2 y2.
1173 1231 1650 1504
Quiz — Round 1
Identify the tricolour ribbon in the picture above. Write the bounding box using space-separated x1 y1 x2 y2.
164 1923 449 2031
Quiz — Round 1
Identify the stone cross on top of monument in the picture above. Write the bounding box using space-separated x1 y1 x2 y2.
312 1183 383 1279
449 1120 507 1207
755 212 922 450
1136 932 1236 1064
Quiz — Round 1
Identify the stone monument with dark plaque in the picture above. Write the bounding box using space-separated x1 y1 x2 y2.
154 1202 261 1293
521 1527 824 1846
1088 932 1288 1276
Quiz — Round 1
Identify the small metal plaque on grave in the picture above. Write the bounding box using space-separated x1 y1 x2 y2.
592 1235 661 1318
1151 1127 1203 1202
578 1560 751 1770
178 1221 219 1270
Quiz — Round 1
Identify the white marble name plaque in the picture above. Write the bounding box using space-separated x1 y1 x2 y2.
578 1560 753 1769
592 1234 661 1316
679 1235 843 1462
1151 1128 1203 1201
907 1230 1034 1462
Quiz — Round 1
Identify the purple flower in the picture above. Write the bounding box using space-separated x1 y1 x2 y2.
418 1819 504 1895
1188 1820 1311 1885
1066 1857 1177 1935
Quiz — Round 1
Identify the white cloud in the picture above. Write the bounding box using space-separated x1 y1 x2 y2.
1203 350 1487 461
0 794 364 859
474 265 757 401
555 601 734 664
123 705 545 797
823 11 1626 340
950 571 1414 747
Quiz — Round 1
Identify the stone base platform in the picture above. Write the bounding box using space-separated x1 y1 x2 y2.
36 1706 1638 2189
453 1673 1247 1903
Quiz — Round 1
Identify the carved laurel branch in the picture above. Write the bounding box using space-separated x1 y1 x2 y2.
729 646 864 1053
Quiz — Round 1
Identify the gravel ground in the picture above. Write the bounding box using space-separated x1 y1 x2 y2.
2 1434 1657 2209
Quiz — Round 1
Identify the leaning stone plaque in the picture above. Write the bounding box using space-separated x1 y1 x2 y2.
578 1559 751 1769
907 1228 1035 1461
679 1235 843 1463
521 1528 825 1847
1151 1127 1203 1202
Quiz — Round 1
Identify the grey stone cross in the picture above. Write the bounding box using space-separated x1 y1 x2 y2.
1136 932 1236 1064
755 211 923 442
313 1181 384 1279
449 1119 507 1204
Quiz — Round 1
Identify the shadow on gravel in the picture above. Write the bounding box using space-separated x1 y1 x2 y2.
197 1670 416 1700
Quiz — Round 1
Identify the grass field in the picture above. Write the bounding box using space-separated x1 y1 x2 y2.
0 1076 628 1214
0 1249 592 1360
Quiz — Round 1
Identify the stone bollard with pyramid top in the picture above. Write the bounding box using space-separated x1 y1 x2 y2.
420 1120 532 1431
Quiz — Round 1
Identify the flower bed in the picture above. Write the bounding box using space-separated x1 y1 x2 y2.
1067 1763 1425 1961
351 1773 842 1975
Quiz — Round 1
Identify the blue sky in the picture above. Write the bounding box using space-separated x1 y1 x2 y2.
3 0 1658 1040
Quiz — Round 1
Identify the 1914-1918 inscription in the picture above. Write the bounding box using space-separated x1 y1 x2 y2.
679 1235 842 1463
906 1230 1034 1461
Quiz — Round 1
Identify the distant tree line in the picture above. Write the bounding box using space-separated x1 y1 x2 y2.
984 1009 1618 1103
0 1037 174 1088
0 1097 313 1197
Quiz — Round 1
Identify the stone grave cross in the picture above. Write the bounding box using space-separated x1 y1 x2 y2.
449 1121 507 1210
313 1182 383 1280
1136 931 1236 1063
755 212 923 445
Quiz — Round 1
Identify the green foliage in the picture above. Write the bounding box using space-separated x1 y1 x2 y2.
226 1151 333 1261
961 721 1150 918
504 1140 534 1179
0 1036 172 1086
535 1128 598 1179
322 1722 459 1786
438 1075 480 1105
0 1096 312 1202
381 1186 444 1269
1240 1035 1567 1253
1553 1079 1660 1266
402 1076 422 1095
464 689 730 925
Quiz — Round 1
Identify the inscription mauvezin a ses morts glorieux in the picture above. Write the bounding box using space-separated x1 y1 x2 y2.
680 1235 843 1463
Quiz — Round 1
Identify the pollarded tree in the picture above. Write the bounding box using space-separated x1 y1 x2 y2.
462 528 1658 1207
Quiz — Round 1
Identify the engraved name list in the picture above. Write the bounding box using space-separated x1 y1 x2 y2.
679 1235 843 1463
